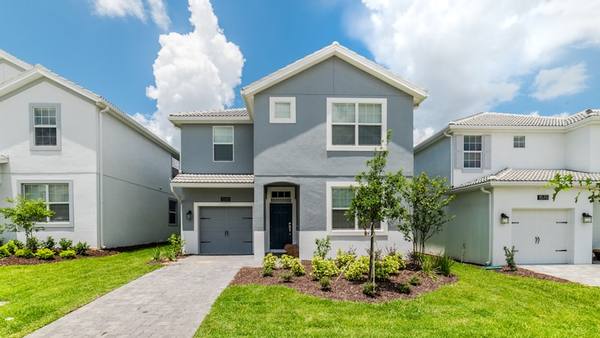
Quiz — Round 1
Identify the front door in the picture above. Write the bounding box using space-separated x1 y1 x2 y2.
269 203 293 250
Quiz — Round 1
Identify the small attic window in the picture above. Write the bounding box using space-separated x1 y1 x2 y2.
269 97 296 123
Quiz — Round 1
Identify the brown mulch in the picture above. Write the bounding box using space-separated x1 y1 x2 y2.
231 262 457 303
0 249 118 266
497 266 569 283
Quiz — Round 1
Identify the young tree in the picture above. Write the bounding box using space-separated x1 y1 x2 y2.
347 139 408 287
399 173 454 256
549 174 600 203
0 196 54 242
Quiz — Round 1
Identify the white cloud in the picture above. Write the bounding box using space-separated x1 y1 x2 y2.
135 0 244 147
92 0 170 30
532 63 588 101
348 0 600 137
413 127 435 146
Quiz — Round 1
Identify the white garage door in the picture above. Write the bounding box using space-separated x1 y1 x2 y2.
511 209 571 264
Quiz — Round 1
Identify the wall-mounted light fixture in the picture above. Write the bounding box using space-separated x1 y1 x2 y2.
500 213 510 225
186 210 193 221
582 212 593 224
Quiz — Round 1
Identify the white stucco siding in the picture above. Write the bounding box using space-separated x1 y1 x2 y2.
491 186 593 265
565 126 591 172
0 60 24 83
100 112 177 248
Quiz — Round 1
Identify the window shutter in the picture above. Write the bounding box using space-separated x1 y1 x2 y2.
483 135 492 169
454 135 463 169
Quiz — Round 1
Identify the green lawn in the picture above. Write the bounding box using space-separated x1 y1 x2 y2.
0 247 161 338
197 264 600 337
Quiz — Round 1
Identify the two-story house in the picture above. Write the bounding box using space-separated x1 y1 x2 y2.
0 50 180 248
415 110 600 265
170 42 428 259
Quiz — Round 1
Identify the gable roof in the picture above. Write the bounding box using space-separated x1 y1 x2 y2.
0 59 178 157
0 49 33 71
169 108 251 126
241 42 428 117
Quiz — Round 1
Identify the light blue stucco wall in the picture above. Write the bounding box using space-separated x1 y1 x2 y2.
181 124 253 174
415 136 451 182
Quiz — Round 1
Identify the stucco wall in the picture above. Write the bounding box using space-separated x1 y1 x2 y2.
414 136 451 182
0 60 24 83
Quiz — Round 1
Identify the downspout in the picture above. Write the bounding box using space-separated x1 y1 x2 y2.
170 184 183 237
480 187 493 266
97 104 110 249
443 130 453 185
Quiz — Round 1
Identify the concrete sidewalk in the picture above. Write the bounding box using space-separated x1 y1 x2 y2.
520 264 600 286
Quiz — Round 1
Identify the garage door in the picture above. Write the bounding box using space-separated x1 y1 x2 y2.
198 207 252 255
511 209 571 264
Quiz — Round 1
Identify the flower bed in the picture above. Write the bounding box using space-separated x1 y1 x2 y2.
0 238 115 266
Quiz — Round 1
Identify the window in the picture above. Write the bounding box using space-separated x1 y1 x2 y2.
328 183 381 231
327 98 387 150
168 199 177 226
213 126 234 162
269 97 296 123
513 136 525 148
31 104 61 150
463 135 482 168
22 183 71 223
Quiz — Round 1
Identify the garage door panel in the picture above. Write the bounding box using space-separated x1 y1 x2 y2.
511 209 570 264
199 206 252 255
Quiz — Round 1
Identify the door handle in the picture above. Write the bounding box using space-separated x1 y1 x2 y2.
225 230 229 237
288 222 292 233
555 249 567 252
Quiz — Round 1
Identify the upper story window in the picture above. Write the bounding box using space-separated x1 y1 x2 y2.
513 136 525 148
213 126 234 162
31 104 61 150
463 135 482 168
269 97 296 123
22 182 71 224
326 98 387 151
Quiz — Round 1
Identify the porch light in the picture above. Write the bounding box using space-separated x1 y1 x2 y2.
500 213 510 225
582 212 593 224
186 210 192 221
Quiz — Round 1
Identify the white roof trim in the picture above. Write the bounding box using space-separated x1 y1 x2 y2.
241 42 428 116
0 49 33 71
168 116 253 126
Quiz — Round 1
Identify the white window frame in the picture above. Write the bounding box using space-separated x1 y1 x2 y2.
19 180 73 227
269 97 296 123
513 135 526 148
212 126 234 162
30 103 61 151
168 198 178 227
463 135 482 169
326 181 387 235
326 98 387 151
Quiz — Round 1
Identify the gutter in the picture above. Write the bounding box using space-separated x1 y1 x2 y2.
170 184 184 250
480 187 493 266
96 105 110 249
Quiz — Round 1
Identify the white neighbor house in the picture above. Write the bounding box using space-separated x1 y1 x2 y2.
0 50 180 248
415 110 600 265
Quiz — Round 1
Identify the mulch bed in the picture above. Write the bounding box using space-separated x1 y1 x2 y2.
232 262 457 303
0 249 117 266
497 267 569 283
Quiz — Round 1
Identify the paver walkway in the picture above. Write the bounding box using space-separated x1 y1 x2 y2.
28 256 257 338
521 264 600 286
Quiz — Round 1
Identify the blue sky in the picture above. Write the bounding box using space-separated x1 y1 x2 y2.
1 1 599 145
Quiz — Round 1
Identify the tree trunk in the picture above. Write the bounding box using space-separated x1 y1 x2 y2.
368 221 376 286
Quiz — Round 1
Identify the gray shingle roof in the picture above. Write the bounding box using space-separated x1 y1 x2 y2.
171 173 254 184
456 168 600 190
170 108 249 120
450 109 599 127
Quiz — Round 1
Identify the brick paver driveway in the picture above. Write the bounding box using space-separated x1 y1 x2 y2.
28 256 257 338
521 264 600 286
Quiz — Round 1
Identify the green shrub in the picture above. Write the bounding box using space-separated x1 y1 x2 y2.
59 238 73 251
280 254 295 269
0 245 10 258
362 282 376 297
421 255 435 276
74 242 90 255
434 255 455 276
164 249 176 261
319 276 332 291
311 256 339 280
263 253 278 271
374 254 403 281
409 275 421 286
290 258 306 276
314 237 331 258
335 249 356 269
59 249 76 259
15 248 33 258
35 248 55 260
6 240 23 254
397 282 411 294
26 237 40 251
280 271 293 283
168 234 184 256
262 265 273 277
43 236 56 250
503 246 517 271
344 257 369 281
151 247 162 261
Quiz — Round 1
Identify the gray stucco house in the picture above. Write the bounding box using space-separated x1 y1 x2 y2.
169 42 427 259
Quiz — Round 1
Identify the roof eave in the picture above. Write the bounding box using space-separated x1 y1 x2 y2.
170 182 254 188
168 116 253 127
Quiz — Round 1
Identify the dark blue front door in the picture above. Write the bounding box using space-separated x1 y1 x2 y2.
269 203 293 250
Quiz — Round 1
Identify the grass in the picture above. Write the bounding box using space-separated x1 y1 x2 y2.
0 246 162 338
197 263 600 337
